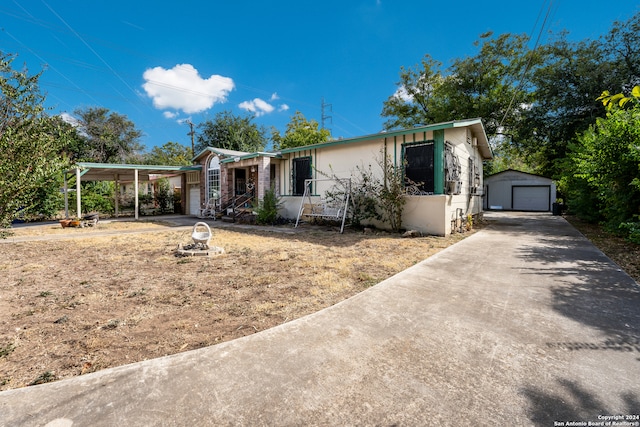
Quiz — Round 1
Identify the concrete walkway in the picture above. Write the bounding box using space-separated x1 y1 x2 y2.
1 212 639 426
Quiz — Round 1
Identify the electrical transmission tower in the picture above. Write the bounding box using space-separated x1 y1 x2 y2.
321 97 332 135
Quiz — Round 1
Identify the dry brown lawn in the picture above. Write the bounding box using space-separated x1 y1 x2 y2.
0 219 473 391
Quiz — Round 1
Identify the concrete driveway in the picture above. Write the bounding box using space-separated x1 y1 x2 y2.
1 212 639 426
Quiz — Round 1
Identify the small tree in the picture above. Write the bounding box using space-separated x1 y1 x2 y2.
254 187 282 225
271 111 331 150
70 107 144 163
144 141 192 166
155 178 173 214
319 152 406 232
0 54 71 234
196 111 267 153
376 153 406 232
345 164 379 228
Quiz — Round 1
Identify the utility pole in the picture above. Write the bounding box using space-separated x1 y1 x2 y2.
321 97 332 134
185 120 195 156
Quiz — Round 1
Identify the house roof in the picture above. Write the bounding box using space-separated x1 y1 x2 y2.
219 151 282 164
70 162 201 182
486 169 552 180
278 118 492 159
193 119 492 164
192 147 250 162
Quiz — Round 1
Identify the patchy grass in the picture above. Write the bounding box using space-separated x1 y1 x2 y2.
0 220 473 391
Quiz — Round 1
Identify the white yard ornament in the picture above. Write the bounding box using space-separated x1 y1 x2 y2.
191 222 212 247
175 222 224 257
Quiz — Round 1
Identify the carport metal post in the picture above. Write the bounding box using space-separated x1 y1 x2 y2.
114 174 119 217
76 167 81 219
134 168 139 220
63 174 69 218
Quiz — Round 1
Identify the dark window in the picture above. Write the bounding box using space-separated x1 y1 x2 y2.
292 157 312 196
404 143 434 193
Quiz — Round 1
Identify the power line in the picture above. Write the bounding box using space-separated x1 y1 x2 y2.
41 0 148 111
499 0 555 129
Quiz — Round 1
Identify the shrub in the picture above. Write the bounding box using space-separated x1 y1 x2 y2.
619 220 640 244
254 187 282 225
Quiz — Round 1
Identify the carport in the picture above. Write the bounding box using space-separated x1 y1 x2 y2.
64 162 201 219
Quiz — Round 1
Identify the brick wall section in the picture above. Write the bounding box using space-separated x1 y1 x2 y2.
221 168 233 206
258 157 271 201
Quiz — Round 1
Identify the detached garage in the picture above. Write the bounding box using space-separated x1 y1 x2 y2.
484 170 556 212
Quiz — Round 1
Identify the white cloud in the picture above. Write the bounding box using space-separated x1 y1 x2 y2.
278 104 290 112
239 98 275 117
163 111 178 119
394 86 413 102
142 64 234 114
270 92 279 101
60 112 79 126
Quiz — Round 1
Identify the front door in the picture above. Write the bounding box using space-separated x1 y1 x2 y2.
235 169 246 195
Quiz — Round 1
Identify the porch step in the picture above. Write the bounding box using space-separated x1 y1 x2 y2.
221 216 235 223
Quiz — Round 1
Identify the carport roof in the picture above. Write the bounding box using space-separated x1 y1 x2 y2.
70 162 201 182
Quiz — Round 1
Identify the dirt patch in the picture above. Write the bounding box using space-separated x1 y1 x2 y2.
565 215 640 282
0 220 473 391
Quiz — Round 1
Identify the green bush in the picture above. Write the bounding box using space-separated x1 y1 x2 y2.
619 220 640 244
254 187 282 225
155 178 173 213
80 182 114 215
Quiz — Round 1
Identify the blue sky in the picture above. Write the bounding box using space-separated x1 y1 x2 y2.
1 1 637 153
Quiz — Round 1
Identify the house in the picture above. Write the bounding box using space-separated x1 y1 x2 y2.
192 118 492 236
484 169 557 212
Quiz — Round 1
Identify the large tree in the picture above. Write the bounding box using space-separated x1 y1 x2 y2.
381 32 534 138
70 107 144 163
515 36 613 177
195 111 266 153
567 86 640 234
0 53 71 231
143 141 192 166
513 12 640 178
271 111 331 150
380 54 447 130
602 12 640 91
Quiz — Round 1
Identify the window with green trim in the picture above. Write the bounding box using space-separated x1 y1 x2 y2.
404 143 434 193
292 157 311 196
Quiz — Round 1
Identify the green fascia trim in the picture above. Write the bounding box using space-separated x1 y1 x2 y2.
433 130 445 195
191 147 252 162
192 148 210 161
219 152 282 164
278 119 483 155
74 162 201 172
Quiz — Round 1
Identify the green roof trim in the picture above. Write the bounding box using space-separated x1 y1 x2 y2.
75 162 200 172
219 152 282 164
192 147 250 162
278 118 489 156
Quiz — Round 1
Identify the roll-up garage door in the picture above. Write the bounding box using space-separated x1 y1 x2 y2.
189 186 200 216
512 186 550 211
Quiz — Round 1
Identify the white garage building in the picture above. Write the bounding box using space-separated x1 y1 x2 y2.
484 170 557 212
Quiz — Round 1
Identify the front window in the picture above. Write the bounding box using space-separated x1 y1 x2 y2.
404 143 434 193
207 156 221 201
292 157 312 196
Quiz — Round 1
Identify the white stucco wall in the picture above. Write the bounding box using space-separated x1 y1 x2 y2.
277 125 489 235
402 195 448 236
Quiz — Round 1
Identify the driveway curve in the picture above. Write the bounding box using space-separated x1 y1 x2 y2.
1 212 639 426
